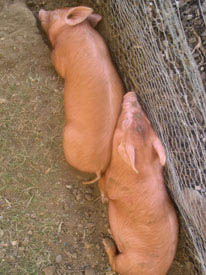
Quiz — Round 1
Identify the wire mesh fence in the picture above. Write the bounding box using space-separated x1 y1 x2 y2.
94 0 206 273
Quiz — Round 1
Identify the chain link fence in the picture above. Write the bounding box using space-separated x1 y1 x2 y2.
95 0 206 273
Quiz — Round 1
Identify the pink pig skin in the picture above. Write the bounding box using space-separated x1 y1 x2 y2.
38 7 123 183
99 91 178 275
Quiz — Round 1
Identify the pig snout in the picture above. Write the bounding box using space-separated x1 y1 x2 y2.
122 91 142 111
38 9 47 21
123 91 138 101
120 91 150 133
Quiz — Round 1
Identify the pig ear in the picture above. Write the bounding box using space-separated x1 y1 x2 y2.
118 143 138 174
152 137 166 166
87 13 102 27
66 6 93 26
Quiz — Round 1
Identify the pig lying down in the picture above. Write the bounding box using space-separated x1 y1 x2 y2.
39 6 123 183
99 91 178 275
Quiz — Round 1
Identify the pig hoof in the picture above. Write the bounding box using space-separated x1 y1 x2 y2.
101 192 109 204
103 237 117 256
107 228 112 235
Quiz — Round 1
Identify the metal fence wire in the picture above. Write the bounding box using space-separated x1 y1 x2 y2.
94 0 206 273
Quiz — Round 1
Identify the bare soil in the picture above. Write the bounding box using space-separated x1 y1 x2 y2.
0 0 203 274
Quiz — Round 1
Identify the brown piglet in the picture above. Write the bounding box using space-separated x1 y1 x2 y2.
39 6 123 183
99 91 178 275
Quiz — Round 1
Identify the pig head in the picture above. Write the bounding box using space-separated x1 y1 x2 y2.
99 91 178 275
39 7 123 183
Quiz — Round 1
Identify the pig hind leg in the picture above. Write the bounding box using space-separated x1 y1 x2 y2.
63 125 101 181
103 237 147 275
103 238 129 274
103 237 118 265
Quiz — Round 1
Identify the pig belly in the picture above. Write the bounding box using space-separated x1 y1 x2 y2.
108 203 134 252
63 124 110 174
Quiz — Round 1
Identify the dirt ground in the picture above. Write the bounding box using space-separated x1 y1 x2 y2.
0 0 203 274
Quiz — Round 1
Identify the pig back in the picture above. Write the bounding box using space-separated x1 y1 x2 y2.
58 23 124 174
99 92 178 273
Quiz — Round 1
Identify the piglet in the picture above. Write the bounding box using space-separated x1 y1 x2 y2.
39 7 123 183
99 91 178 275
